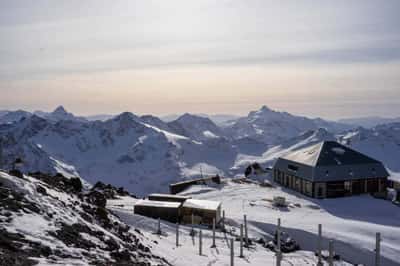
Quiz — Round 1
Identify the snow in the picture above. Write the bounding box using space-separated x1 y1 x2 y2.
182 199 221 211
203 130 219 139
135 199 182 208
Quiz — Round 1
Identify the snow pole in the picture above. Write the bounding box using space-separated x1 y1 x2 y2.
222 210 226 232
157 217 161 235
230 238 234 266
244 214 248 246
176 222 179 247
317 224 323 266
375 232 381 266
199 230 203 255
328 240 334 266
190 213 195 236
276 218 282 266
240 224 244 258
211 218 216 248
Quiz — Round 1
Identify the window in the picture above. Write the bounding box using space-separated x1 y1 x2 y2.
344 181 351 192
288 164 299 172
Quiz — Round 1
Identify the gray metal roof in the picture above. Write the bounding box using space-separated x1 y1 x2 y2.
274 141 389 182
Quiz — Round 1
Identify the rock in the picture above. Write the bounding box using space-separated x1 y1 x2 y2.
8 169 23 179
36 185 47 195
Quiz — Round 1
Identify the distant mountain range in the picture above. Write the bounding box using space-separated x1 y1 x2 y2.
338 116 400 128
1 105 399 195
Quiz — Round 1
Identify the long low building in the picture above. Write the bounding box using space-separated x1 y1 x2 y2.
134 194 222 225
273 141 389 198
134 200 181 223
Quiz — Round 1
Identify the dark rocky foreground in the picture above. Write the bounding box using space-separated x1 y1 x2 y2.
0 170 170 266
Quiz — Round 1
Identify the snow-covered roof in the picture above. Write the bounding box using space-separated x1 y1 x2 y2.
274 141 389 182
135 199 181 208
148 193 191 200
282 141 381 167
182 199 221 211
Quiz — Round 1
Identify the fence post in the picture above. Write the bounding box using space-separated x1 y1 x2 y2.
244 214 248 246
199 230 203 255
328 240 334 266
230 238 234 266
376 232 381 266
317 224 323 266
276 218 281 266
222 210 226 232
176 222 179 247
240 224 244 258
211 218 216 248
157 218 161 235
190 213 195 236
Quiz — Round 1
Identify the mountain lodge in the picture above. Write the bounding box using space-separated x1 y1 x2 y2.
273 141 389 198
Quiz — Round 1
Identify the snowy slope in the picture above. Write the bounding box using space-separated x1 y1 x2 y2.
107 180 400 265
0 171 169 265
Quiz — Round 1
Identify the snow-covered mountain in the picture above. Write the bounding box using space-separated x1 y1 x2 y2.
338 116 400 128
225 105 351 145
340 123 400 180
34 106 88 123
0 110 32 124
167 113 226 142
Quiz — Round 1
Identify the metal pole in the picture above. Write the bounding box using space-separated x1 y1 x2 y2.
190 213 195 236
317 224 323 266
211 218 216 248
176 223 179 247
157 218 161 235
240 224 244 258
230 238 234 266
244 214 248 246
199 230 203 255
276 218 281 266
376 232 381 266
222 210 226 232
328 240 334 266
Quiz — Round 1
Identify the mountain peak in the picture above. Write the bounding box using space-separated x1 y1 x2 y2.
259 105 272 112
53 105 67 114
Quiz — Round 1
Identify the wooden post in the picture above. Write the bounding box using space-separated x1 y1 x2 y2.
157 218 161 235
230 238 234 266
240 224 244 258
328 240 334 266
211 218 216 248
376 232 381 266
190 213 195 236
276 218 281 266
176 223 179 247
199 230 203 255
317 224 323 266
244 214 248 246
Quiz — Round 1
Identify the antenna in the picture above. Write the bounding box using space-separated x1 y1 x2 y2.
200 165 203 179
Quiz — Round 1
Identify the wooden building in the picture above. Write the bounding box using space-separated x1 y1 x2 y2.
181 199 222 225
273 141 389 198
134 199 181 223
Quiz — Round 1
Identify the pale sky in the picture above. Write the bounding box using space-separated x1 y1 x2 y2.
1 0 400 119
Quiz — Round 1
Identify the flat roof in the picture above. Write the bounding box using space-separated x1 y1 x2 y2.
135 199 181 208
148 193 191 199
182 199 221 211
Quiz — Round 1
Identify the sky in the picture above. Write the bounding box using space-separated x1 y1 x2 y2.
1 0 400 120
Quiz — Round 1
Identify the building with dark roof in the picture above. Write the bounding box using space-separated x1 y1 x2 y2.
273 141 389 198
